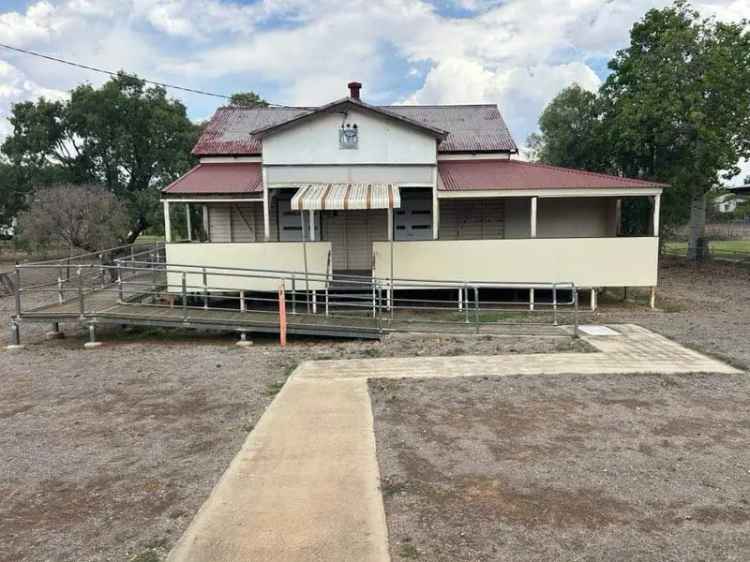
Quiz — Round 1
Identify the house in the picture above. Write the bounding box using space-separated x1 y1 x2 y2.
161 82 666 310
713 193 738 214
729 185 750 203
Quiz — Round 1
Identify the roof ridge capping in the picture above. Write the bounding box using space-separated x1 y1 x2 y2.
250 97 449 139
382 103 500 108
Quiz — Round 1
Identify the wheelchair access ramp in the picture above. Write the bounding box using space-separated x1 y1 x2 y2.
8 243 580 346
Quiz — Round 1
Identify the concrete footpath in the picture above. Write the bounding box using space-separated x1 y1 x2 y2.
167 324 742 562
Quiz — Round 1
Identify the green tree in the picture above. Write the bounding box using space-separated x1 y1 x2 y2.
527 84 608 172
531 2 750 258
600 1 750 258
229 91 269 107
2 73 201 242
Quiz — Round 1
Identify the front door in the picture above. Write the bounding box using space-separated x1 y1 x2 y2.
322 210 387 272
394 189 433 241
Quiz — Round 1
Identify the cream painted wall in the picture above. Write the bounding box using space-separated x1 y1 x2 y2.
439 196 620 239
373 237 659 287
537 197 616 238
266 164 434 186
166 242 331 292
262 108 436 165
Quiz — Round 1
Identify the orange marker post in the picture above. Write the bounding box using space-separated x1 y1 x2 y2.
278 283 287 348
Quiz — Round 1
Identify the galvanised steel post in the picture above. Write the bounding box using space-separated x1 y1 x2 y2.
463 285 469 324
300 212 310 313
57 266 64 304
552 283 558 326
181 272 187 322
291 275 297 315
202 267 208 309
573 286 579 338
10 320 20 346
14 265 21 317
117 263 123 303
78 269 85 318
152 252 159 302
473 286 480 328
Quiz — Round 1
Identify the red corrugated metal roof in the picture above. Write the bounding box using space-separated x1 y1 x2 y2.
192 107 309 156
162 163 262 194
439 160 668 191
192 104 517 156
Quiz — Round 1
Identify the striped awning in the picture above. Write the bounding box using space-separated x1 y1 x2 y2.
290 183 401 211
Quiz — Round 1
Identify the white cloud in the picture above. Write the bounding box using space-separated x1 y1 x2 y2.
728 159 750 187
0 59 67 137
0 0 745 153
0 1 63 44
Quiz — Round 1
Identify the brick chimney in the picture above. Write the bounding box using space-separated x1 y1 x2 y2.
348 81 362 100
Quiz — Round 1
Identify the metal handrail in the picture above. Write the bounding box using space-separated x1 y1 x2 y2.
55 258 578 293
14 254 580 338
9 235 581 346
20 241 164 266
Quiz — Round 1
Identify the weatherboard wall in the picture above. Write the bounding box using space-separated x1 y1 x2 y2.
261 108 437 166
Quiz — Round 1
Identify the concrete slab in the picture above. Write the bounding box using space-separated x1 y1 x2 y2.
578 324 620 336
168 324 743 562
168 377 389 562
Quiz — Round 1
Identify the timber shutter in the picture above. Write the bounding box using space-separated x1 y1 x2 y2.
207 202 277 242
439 199 505 240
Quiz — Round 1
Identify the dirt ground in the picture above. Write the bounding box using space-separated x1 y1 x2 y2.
598 257 750 369
370 257 750 562
0 281 579 562
371 372 750 562
2 255 748 561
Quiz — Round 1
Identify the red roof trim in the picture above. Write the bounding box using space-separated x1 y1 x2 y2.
161 163 263 195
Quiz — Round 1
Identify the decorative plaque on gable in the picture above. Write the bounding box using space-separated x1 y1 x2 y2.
339 123 359 149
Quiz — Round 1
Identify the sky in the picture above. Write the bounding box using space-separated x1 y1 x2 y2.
0 0 748 184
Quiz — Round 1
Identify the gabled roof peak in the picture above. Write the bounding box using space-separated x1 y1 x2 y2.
192 103 517 156
249 96 449 139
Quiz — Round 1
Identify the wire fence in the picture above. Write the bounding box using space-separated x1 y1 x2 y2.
662 243 750 264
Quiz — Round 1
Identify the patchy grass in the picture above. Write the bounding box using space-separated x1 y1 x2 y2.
264 363 299 397
264 381 286 397
399 543 419 559
665 239 750 256
128 549 161 562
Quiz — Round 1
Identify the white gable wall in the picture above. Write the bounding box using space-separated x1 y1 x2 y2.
262 108 437 165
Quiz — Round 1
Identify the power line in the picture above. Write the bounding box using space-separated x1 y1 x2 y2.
0 42 272 103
